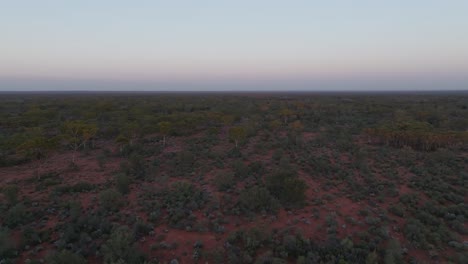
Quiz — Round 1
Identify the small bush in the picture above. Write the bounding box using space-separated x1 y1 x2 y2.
53 182 94 195
238 186 279 214
101 226 145 264
388 204 405 217
2 185 19 205
46 250 86 264
266 171 307 207
214 172 235 191
115 173 131 194
5 203 29 227
0 228 15 259
233 160 249 179
99 189 124 211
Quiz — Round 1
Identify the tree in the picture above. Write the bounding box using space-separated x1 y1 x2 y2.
365 251 379 264
279 108 293 124
158 121 172 147
229 126 246 148
289 120 304 145
17 127 56 179
118 121 141 146
269 120 282 131
62 120 98 163
101 226 144 264
222 114 235 126
115 134 130 154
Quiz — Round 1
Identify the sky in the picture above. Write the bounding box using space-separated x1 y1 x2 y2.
1 0 468 91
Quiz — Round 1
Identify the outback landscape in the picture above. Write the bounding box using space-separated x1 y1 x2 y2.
0 92 467 264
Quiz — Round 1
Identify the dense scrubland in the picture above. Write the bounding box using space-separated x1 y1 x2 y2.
0 92 467 264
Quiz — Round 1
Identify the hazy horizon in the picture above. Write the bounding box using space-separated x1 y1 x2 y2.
1 1 468 91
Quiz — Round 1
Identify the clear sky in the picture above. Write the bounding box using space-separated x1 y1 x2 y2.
1 0 468 91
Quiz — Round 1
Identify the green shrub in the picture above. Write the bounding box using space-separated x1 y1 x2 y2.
266 171 307 207
115 173 131 194
173 151 196 176
133 220 152 239
227 227 270 256
388 204 405 217
99 189 124 211
238 186 279 213
101 226 145 264
53 182 94 195
233 160 249 179
163 182 208 227
21 226 46 247
248 161 265 177
0 228 15 259
2 185 19 205
121 154 147 179
5 203 28 227
214 172 235 191
46 250 86 264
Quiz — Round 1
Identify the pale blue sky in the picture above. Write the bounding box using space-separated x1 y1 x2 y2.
1 0 467 90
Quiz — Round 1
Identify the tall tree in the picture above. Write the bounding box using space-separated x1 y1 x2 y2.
158 121 172 147
62 120 98 163
229 126 246 148
289 120 304 145
17 127 56 179
279 108 293 124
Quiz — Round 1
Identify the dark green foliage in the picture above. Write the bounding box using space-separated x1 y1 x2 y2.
388 204 405 217
172 151 196 176
115 173 131 194
46 250 87 264
214 171 235 191
121 154 147 179
282 234 311 258
54 213 112 255
101 226 145 264
163 182 208 228
0 93 467 263
248 161 265 178
230 160 265 181
227 227 270 256
33 171 62 190
404 218 430 249
2 185 19 205
232 160 249 179
5 203 29 227
238 186 279 213
266 170 307 207
53 181 94 195
67 201 82 221
164 182 207 209
0 228 15 260
21 226 49 247
133 220 152 239
384 239 403 264
99 189 124 212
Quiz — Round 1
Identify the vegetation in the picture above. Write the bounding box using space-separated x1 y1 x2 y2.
0 92 466 263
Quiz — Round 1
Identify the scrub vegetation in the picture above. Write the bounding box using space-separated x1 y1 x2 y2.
0 92 467 263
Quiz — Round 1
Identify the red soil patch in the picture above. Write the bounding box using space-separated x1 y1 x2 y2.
302 132 318 142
